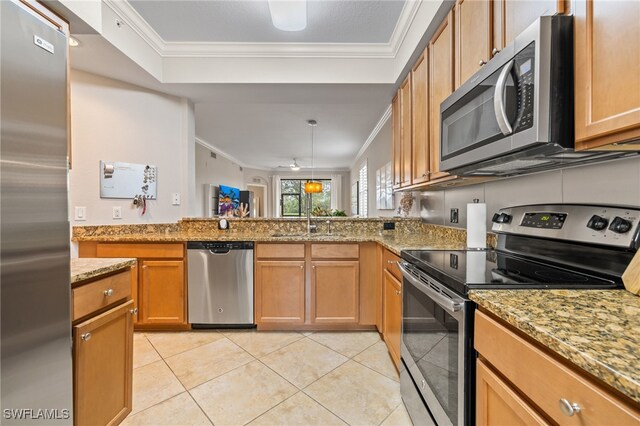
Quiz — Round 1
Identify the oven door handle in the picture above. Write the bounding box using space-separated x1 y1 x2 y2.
398 262 463 314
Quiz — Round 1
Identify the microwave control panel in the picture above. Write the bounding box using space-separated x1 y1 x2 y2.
513 42 536 133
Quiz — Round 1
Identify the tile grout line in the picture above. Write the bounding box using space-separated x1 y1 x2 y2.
306 333 382 360
185 389 217 426
228 332 306 359
143 329 224 360
239 389 302 426
376 401 405 426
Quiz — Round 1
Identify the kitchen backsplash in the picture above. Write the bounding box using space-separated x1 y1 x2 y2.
420 156 640 229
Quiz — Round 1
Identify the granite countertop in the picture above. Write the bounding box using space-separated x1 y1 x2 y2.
470 289 640 404
72 231 467 255
70 258 136 284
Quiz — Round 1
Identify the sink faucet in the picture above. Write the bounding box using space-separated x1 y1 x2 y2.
326 220 332 235
306 194 317 233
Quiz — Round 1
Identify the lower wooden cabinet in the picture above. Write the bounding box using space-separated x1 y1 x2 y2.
383 269 402 367
139 260 185 325
74 300 134 426
476 359 549 426
255 260 305 325
311 261 359 324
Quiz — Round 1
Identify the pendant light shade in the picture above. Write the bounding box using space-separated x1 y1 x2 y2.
304 119 323 194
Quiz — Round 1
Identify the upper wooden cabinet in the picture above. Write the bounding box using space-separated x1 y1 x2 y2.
574 0 640 150
428 12 455 181
392 93 402 189
455 0 492 88
411 53 430 185
495 0 565 50
400 75 413 187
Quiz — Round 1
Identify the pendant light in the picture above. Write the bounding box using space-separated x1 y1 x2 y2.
304 120 323 194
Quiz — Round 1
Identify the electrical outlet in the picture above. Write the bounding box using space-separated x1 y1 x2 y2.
74 206 86 221
112 206 122 219
172 193 181 205
450 208 459 224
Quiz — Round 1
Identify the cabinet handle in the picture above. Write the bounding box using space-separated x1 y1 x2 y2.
81 333 92 342
559 399 581 416
492 48 500 56
479 60 487 66
395 290 401 296
103 289 114 297
387 260 396 264
300 265 304 269
312 265 316 269
130 308 138 315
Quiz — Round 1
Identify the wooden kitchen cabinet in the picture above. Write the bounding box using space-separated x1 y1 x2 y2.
311 261 360 324
78 242 188 330
392 93 402 189
476 359 550 426
255 260 306 325
495 0 565 50
428 11 455 181
400 75 413 187
74 300 133 426
383 269 402 368
412 52 430 185
475 311 640 425
139 260 185 325
455 0 492 88
574 0 640 150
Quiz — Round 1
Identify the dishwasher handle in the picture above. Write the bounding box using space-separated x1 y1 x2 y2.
209 248 230 255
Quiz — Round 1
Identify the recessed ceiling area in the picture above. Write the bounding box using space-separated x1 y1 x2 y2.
128 0 406 43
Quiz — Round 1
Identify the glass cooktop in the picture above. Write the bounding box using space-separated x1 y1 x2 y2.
401 249 621 296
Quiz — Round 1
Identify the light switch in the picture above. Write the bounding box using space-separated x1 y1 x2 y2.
112 206 122 219
172 193 181 206
74 206 86 221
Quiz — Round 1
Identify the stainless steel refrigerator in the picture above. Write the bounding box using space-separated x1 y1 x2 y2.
1 1 73 424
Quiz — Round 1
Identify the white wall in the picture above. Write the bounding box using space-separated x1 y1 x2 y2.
194 141 245 216
69 70 195 225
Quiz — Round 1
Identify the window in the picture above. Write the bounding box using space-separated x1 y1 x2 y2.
359 161 368 217
280 179 331 217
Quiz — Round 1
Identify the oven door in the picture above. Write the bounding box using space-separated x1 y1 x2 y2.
398 262 470 426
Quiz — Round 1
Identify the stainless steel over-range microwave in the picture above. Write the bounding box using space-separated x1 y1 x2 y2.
438 16 625 177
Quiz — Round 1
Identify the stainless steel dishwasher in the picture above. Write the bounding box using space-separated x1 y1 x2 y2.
187 241 254 327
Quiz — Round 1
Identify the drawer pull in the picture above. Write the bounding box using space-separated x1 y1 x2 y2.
81 333 92 342
559 399 581 416
104 288 114 297
299 265 303 269
395 290 401 296
130 308 138 315
387 260 396 264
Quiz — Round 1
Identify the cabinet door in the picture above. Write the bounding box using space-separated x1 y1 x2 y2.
74 300 134 426
498 0 564 49
411 53 430 185
575 0 640 149
455 0 492 88
255 261 305 324
383 270 402 368
311 261 359 324
400 75 413 187
428 12 454 181
139 260 185 325
476 359 550 426
392 93 402 189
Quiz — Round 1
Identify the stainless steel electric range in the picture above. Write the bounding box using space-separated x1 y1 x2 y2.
398 204 640 426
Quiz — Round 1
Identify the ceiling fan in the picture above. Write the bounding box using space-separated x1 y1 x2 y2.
276 158 302 171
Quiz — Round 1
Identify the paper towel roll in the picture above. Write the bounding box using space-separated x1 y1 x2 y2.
467 200 486 249
466 251 487 283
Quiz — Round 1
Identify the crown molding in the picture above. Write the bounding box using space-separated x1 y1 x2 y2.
195 137 270 171
103 0 422 59
350 104 392 169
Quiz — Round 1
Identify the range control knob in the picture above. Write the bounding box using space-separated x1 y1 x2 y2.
491 213 501 223
586 215 608 231
497 213 512 224
609 216 632 234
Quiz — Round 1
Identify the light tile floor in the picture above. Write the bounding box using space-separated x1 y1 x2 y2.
123 330 413 426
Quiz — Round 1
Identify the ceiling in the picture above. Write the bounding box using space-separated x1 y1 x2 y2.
63 0 448 171
128 0 406 43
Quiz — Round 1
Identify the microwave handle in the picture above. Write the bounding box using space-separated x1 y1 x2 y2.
494 59 515 135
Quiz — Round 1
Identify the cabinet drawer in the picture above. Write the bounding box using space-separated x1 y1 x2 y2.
73 271 132 321
383 249 401 282
256 243 305 259
96 243 184 259
475 311 640 426
311 243 359 259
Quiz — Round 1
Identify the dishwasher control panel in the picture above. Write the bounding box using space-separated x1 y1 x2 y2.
188 241 254 251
